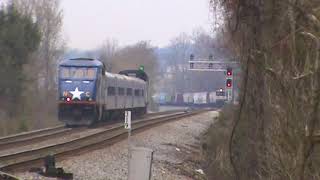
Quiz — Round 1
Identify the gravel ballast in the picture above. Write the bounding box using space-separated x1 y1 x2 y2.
15 111 218 180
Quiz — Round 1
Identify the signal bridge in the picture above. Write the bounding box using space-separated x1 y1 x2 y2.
188 56 239 102
188 59 239 71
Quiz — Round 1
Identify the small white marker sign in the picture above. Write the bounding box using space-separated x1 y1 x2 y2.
124 111 131 129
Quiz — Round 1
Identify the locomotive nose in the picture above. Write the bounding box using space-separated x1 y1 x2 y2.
60 80 96 101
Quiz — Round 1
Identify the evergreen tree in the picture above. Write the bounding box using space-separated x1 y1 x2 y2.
0 3 41 117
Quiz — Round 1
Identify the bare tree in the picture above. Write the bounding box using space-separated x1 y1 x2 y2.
167 33 192 94
15 0 64 89
98 38 119 72
206 0 320 180
13 0 65 129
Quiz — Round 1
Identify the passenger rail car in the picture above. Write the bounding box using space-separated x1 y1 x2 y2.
58 58 148 126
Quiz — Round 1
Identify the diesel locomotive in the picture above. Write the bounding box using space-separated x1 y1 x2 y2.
58 58 148 126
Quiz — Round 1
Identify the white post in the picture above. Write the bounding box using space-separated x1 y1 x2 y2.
128 111 132 145
125 111 153 180
125 110 132 144
125 111 132 178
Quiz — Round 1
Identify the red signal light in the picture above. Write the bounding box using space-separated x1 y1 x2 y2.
226 79 232 88
226 68 232 76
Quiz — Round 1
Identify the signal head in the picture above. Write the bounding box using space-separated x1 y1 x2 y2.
226 79 232 88
139 65 145 72
226 67 232 76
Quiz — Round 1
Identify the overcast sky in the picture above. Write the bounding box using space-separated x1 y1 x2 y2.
61 0 211 50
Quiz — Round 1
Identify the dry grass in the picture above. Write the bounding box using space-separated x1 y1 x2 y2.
202 105 236 180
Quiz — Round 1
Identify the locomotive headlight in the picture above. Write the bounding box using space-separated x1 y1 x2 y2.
85 92 92 101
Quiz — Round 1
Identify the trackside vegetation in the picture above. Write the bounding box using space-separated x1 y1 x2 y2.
205 0 320 180
0 3 41 134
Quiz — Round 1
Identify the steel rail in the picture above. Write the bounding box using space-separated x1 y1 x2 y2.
0 171 21 180
0 125 65 144
0 128 78 151
0 109 208 172
0 110 186 151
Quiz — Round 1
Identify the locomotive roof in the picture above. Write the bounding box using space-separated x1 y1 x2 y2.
105 72 146 84
119 70 148 82
59 58 103 67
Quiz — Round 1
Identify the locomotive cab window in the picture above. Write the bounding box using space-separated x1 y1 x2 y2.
60 67 97 79
107 87 116 96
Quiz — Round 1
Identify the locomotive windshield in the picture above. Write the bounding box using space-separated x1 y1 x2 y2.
60 67 97 80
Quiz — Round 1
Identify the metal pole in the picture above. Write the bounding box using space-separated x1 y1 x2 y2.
231 73 234 103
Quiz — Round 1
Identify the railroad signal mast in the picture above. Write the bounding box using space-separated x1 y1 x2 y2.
225 67 233 102
188 54 238 103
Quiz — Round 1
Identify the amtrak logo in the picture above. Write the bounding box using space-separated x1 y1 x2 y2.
70 87 84 100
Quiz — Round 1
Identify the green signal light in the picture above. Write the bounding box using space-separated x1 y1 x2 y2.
139 65 145 71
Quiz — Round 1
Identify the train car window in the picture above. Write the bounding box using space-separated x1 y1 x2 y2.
127 88 132 96
118 87 125 96
134 89 140 96
141 90 144 96
107 87 116 96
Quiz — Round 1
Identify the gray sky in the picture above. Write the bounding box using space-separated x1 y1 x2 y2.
61 0 211 50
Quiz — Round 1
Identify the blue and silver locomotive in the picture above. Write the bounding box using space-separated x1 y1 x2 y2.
58 58 148 126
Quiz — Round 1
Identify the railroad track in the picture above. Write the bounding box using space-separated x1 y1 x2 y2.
0 109 208 172
0 125 65 145
0 110 186 152
0 171 20 180
0 128 84 152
